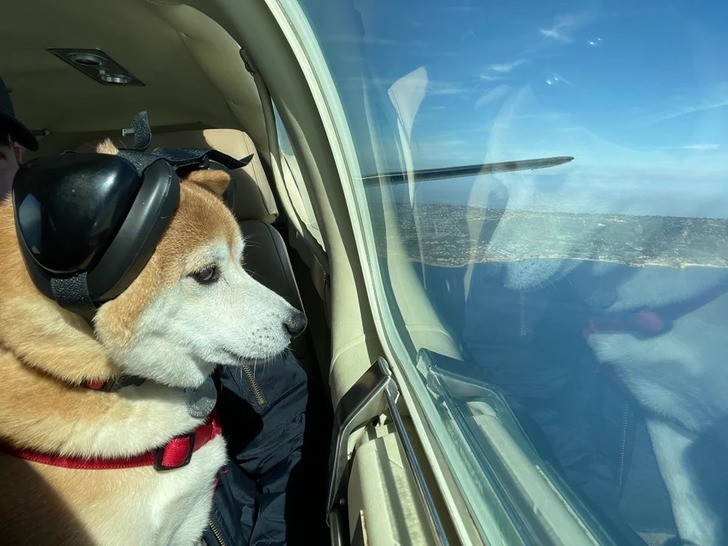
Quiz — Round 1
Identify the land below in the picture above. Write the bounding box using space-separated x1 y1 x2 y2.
372 203 728 268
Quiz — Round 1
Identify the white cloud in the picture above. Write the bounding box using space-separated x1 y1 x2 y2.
680 143 721 151
645 143 722 151
487 59 526 74
479 59 526 85
540 27 570 42
428 81 473 96
479 74 504 83
539 12 593 43
639 83 728 125
475 84 510 109
656 98 728 122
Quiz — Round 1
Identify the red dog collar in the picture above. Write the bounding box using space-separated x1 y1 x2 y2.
4 412 222 471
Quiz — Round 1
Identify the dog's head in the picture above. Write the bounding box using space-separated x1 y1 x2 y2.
0 140 306 388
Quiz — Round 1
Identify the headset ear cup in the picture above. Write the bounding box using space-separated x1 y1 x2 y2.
13 155 180 311
13 154 143 305
87 160 179 303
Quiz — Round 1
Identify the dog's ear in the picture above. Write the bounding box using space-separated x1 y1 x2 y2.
96 138 119 155
184 169 230 198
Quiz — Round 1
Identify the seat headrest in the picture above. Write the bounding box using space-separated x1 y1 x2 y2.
78 129 278 223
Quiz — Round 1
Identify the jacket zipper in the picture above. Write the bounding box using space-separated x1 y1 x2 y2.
242 365 266 406
208 518 226 546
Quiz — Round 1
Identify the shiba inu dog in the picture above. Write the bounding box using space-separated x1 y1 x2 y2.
0 139 306 544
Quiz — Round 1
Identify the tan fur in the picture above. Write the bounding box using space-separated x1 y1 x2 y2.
95 138 119 156
93 139 236 352
0 140 238 543
184 168 231 197
0 198 118 385
95 174 236 348
0 435 226 544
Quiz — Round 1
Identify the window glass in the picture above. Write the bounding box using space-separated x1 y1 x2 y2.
289 0 728 543
273 104 324 247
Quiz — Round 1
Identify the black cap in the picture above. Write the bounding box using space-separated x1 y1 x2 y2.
0 77 38 151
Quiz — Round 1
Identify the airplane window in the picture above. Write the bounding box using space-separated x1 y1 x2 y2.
273 105 325 248
289 0 728 543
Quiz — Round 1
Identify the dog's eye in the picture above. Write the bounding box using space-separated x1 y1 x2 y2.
191 265 219 285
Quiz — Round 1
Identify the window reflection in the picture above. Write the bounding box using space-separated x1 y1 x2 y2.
298 0 728 542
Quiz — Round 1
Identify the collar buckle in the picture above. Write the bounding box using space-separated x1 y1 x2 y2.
154 431 196 471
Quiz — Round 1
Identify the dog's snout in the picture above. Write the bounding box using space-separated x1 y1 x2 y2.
285 310 307 338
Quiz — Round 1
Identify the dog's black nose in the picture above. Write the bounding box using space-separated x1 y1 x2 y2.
285 310 307 338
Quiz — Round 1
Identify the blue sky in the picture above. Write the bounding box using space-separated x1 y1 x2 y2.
300 0 728 217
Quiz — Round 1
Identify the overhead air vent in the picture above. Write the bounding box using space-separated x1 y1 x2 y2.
48 48 144 86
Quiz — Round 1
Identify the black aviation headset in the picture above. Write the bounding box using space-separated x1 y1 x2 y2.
12 112 250 318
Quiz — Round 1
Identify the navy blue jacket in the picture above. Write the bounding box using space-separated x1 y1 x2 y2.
203 351 308 545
